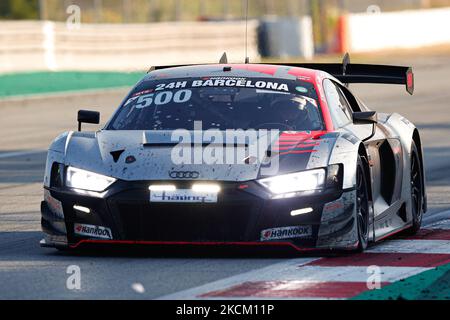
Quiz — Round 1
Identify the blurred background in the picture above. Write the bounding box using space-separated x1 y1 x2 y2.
0 0 450 98
1 0 450 76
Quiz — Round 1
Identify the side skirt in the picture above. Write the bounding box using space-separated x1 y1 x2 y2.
373 200 410 242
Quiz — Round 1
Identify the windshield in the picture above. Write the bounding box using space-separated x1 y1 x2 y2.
108 77 324 131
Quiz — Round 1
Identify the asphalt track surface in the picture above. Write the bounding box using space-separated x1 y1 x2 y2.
1 54 450 299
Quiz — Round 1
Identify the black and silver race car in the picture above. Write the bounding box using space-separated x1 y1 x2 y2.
40 56 426 252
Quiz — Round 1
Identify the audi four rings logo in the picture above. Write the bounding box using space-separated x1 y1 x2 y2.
169 171 200 179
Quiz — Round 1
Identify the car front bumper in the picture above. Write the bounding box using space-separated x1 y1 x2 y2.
41 180 359 251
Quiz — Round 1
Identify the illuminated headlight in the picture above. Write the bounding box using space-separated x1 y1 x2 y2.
258 169 326 195
149 184 176 191
192 183 221 193
66 167 116 192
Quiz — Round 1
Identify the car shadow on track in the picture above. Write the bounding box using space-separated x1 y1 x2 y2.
0 231 393 260
51 241 361 259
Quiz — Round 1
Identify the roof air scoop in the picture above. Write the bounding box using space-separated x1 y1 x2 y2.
219 52 228 64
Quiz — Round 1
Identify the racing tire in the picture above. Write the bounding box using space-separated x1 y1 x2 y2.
355 155 370 252
404 141 424 235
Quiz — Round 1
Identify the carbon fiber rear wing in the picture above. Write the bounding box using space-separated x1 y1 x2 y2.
269 62 414 95
148 54 414 95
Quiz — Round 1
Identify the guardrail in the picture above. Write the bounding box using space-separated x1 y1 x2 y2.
0 20 259 73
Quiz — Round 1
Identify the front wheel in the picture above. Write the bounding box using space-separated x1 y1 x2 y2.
355 155 370 252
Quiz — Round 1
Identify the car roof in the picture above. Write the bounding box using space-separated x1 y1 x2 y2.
144 63 324 83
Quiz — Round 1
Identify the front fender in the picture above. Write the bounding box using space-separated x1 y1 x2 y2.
328 132 361 190
43 132 72 187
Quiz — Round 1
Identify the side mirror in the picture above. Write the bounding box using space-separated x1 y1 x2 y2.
353 111 377 125
353 111 377 142
77 110 100 132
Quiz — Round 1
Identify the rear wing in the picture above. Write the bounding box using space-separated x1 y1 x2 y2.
269 62 414 95
148 53 414 95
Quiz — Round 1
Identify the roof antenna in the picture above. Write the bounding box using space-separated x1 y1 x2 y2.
219 52 228 64
244 0 249 64
342 52 350 75
342 52 350 87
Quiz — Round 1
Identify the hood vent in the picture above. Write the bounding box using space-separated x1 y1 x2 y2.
110 150 125 163
143 142 249 148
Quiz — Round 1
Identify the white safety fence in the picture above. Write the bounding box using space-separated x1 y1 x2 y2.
0 20 259 73
343 7 450 52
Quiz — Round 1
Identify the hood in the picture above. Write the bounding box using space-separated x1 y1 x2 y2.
62 130 338 182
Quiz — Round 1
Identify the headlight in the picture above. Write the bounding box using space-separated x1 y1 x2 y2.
257 169 326 195
66 167 116 192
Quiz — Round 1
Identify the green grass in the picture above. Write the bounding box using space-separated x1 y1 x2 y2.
352 262 450 300
0 71 145 98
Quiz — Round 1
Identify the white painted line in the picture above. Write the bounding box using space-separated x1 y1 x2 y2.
226 265 428 283
0 150 46 159
293 266 428 283
368 239 450 254
157 257 319 300
158 260 428 300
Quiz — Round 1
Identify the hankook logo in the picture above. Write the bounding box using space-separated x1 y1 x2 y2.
169 171 200 179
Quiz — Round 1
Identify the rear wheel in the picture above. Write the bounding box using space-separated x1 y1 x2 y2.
356 156 370 252
405 142 424 235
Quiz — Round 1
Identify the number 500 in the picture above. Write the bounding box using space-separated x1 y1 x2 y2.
135 89 192 109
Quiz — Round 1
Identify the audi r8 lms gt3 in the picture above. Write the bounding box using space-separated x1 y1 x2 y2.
40 57 426 252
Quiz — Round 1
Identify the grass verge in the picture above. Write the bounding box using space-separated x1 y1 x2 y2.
0 71 144 98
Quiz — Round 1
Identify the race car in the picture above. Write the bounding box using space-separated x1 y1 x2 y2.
40 55 426 252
